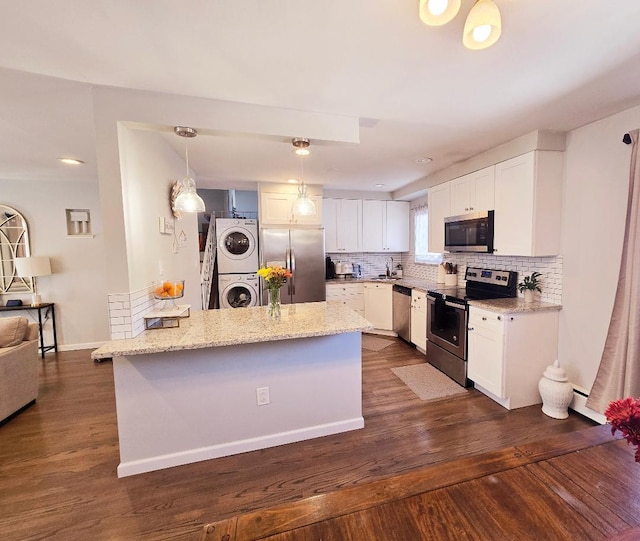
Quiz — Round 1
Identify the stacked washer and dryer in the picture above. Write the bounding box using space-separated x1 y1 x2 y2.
216 218 260 309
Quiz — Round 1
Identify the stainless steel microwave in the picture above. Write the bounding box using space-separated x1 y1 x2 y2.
444 210 494 253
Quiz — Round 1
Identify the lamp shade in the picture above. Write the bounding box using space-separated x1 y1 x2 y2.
15 256 52 277
174 177 206 213
463 0 502 50
292 184 316 216
419 0 461 26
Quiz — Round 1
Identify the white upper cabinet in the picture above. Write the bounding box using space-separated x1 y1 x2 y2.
385 200 410 252
450 166 496 216
260 192 323 226
362 200 384 252
493 151 563 256
362 200 409 253
323 198 362 252
427 183 450 254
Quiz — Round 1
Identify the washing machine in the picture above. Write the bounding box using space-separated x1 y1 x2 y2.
216 218 259 274
218 274 260 309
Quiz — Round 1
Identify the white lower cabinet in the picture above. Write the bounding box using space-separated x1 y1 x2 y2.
467 306 560 410
326 282 364 317
364 282 393 331
410 289 426 352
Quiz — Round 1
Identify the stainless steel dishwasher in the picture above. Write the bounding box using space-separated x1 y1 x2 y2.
392 284 412 342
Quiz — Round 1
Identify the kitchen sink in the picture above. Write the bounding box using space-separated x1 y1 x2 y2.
370 276 400 282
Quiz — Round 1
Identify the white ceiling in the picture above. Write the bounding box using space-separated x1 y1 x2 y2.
2 0 640 195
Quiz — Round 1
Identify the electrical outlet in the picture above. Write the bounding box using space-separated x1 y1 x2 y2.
256 387 270 406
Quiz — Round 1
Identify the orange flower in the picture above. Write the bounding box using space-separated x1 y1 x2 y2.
257 266 292 289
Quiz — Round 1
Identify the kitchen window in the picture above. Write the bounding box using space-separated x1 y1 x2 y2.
414 204 443 264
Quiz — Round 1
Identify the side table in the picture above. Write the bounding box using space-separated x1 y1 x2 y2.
0 303 58 358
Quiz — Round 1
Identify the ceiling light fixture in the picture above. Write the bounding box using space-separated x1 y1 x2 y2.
287 178 300 184
416 157 433 164
419 0 461 26
291 139 316 216
419 0 502 51
292 137 311 156
58 157 85 165
172 126 205 214
462 0 501 50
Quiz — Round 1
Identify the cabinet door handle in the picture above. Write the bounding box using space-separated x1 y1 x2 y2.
482 316 487 320
497 316 502 321
468 326 475 331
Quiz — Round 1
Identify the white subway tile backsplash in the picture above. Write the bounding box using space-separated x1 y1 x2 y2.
402 252 563 304
327 252 403 279
107 284 160 339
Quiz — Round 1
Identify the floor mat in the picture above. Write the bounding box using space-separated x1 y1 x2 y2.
391 363 468 401
362 334 394 352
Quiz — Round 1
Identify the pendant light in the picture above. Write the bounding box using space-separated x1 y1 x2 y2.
173 126 205 213
419 0 461 26
463 0 502 50
290 138 316 216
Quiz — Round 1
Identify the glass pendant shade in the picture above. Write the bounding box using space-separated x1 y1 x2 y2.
292 184 316 216
174 176 205 213
172 126 205 213
463 0 501 50
419 0 461 26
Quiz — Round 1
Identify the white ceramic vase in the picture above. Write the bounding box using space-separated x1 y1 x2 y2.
538 360 573 419
523 289 535 303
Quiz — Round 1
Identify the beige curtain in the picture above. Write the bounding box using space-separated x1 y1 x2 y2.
587 129 640 413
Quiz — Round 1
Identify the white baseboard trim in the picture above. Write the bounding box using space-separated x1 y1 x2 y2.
570 386 606 425
117 416 365 478
58 342 105 352
364 329 397 338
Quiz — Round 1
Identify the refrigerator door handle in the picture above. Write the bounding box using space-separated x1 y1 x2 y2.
290 248 296 294
285 248 292 295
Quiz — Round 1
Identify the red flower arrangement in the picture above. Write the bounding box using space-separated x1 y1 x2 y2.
604 396 640 462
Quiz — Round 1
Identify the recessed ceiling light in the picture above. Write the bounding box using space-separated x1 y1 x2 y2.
416 157 433 164
287 178 300 184
58 158 85 165
375 183 385 187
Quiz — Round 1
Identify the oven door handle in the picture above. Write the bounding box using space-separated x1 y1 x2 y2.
444 301 465 309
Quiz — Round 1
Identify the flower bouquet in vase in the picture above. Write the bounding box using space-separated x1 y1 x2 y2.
257 266 292 321
605 396 640 463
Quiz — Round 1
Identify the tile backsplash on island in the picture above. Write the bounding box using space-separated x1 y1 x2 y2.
401 253 563 305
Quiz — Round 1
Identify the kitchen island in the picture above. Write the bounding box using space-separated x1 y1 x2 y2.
92 301 372 477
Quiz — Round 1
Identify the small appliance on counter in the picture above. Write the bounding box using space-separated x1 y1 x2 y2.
325 256 336 279
352 263 362 279
335 261 351 276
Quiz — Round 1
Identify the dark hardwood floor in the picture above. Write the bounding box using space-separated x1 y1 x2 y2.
0 337 595 541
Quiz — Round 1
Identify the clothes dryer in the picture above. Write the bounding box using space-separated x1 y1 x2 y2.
218 274 260 309
216 218 259 274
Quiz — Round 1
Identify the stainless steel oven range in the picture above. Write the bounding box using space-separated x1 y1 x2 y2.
426 267 518 387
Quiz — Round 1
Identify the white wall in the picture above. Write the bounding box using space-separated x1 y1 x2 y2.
0 179 110 348
559 104 640 391
118 127 201 308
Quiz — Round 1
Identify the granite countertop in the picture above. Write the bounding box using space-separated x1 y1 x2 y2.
326 276 438 292
91 301 373 359
468 297 562 314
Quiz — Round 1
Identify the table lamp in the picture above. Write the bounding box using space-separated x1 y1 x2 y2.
14 256 52 305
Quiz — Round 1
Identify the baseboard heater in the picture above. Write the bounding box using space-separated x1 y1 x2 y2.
569 384 606 425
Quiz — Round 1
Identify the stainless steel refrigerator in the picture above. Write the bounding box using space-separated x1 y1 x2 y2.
260 228 326 305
